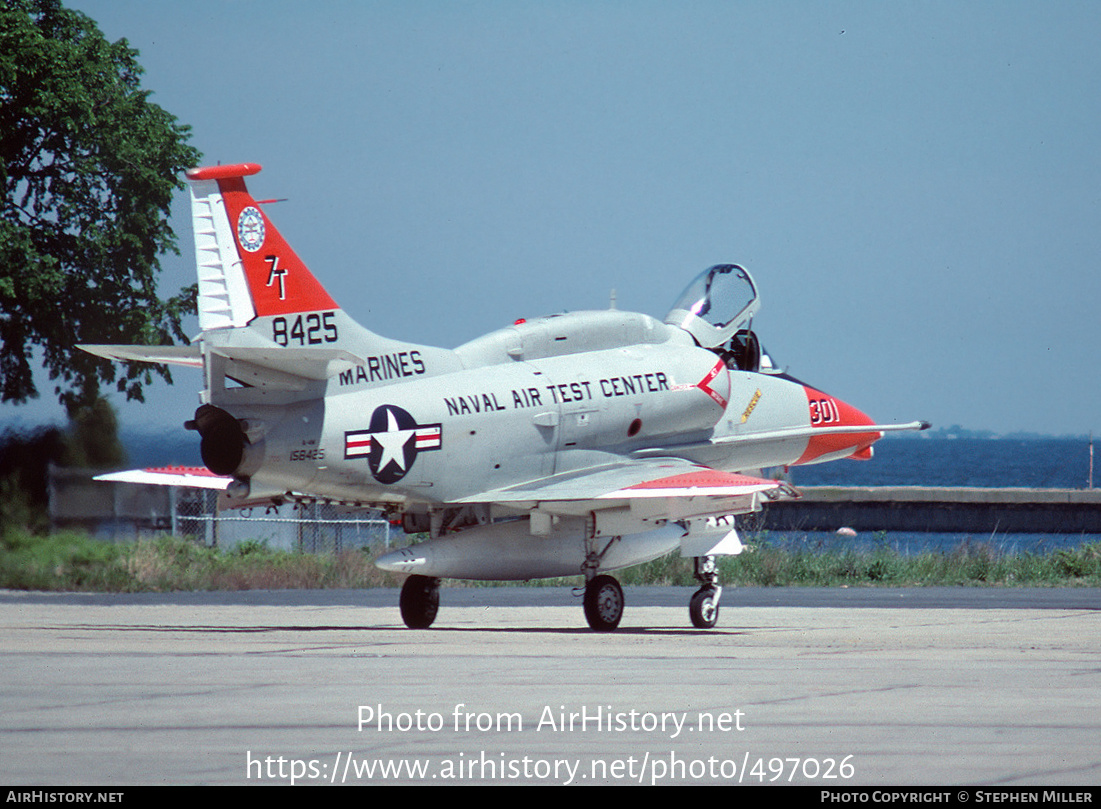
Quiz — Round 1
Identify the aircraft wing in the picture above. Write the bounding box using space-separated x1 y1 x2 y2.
94 466 232 490
455 457 787 522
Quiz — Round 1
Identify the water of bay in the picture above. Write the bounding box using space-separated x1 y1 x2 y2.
774 437 1098 555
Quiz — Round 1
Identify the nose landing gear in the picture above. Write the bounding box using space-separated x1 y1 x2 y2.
689 555 722 629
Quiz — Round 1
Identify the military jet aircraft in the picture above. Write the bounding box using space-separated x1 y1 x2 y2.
84 163 927 632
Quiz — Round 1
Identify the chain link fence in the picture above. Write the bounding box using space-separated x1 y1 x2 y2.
49 466 392 552
173 491 392 552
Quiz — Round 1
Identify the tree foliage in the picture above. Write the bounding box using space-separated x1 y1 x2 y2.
0 422 65 531
59 395 125 469
0 0 201 415
0 398 124 532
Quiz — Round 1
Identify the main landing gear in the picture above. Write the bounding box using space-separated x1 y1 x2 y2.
399 574 440 629
582 574 625 632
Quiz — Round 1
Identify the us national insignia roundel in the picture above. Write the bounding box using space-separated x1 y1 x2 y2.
344 405 442 484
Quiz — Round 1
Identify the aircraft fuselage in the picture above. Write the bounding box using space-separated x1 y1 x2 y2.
223 309 864 510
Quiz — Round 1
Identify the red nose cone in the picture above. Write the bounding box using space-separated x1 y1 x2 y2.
795 387 884 465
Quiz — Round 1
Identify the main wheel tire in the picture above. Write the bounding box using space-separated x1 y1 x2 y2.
689 587 720 629
399 575 440 629
583 574 624 632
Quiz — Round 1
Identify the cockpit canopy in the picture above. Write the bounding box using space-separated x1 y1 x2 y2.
665 264 782 374
665 264 760 349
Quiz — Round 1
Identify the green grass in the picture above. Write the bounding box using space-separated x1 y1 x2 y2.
2 528 1099 593
543 538 1101 589
0 529 404 592
726 534 1101 587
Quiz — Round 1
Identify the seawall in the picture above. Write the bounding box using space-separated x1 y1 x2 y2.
764 487 1101 534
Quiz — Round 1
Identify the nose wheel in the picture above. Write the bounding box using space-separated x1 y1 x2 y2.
689 586 721 628
583 574 624 632
689 555 723 629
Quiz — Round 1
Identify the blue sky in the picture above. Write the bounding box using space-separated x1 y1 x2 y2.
8 1 1101 437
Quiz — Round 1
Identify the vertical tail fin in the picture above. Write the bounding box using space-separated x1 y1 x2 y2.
186 163 338 331
182 163 462 395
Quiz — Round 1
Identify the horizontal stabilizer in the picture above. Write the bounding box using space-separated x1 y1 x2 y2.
79 344 202 368
213 346 365 381
80 343 367 388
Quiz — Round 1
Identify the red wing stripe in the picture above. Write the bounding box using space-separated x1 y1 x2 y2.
598 469 780 498
626 471 776 490
144 465 223 477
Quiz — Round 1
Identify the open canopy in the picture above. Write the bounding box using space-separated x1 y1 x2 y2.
665 264 760 349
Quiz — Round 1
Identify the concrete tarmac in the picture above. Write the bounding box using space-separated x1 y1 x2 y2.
1 586 1099 786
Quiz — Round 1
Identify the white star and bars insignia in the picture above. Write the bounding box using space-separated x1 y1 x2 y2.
344 404 443 484
344 425 442 458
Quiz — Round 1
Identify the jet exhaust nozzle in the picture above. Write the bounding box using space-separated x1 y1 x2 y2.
191 404 262 477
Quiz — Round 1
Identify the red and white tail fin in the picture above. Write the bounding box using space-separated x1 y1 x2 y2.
186 163 338 330
83 163 462 398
